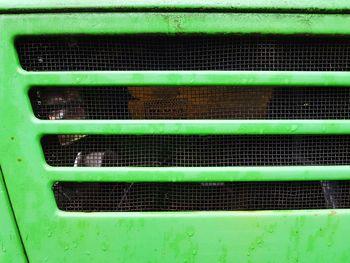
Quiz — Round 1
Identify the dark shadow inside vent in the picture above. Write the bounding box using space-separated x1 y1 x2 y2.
29 86 350 120
53 181 350 212
42 135 350 167
16 35 350 71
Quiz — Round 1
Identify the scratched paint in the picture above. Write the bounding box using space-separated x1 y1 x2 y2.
0 169 27 262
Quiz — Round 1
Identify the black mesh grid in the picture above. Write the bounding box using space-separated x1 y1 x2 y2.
30 86 350 120
53 181 350 211
16 35 350 71
42 135 350 167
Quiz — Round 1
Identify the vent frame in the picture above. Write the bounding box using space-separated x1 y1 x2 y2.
5 13 350 262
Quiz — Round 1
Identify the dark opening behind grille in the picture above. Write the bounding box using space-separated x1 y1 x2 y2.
30 86 350 120
16 35 350 71
42 135 350 167
54 181 350 211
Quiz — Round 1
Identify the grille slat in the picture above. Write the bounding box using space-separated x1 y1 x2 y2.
42 135 350 167
54 181 350 212
16 36 350 71
30 86 350 120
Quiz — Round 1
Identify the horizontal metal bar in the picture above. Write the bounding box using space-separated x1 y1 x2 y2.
46 166 350 182
56 209 350 218
32 119 350 135
6 13 350 35
2 0 350 14
20 71 350 87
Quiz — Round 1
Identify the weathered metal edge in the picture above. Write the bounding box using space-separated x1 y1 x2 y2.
1 0 350 14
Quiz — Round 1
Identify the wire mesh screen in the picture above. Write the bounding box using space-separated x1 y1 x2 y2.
30 86 350 120
42 135 350 167
16 35 350 71
53 181 350 211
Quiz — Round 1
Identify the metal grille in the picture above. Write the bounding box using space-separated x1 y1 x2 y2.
30 86 350 120
53 181 350 211
42 135 350 167
16 36 350 71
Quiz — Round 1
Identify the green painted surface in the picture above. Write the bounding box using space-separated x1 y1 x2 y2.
0 169 27 263
1 0 350 13
2 12 350 262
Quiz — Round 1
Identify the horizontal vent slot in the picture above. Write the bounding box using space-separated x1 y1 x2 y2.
30 86 350 120
54 181 350 211
42 135 350 167
16 36 350 71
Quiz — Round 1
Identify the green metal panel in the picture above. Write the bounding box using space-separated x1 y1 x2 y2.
0 168 27 263
2 12 350 262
